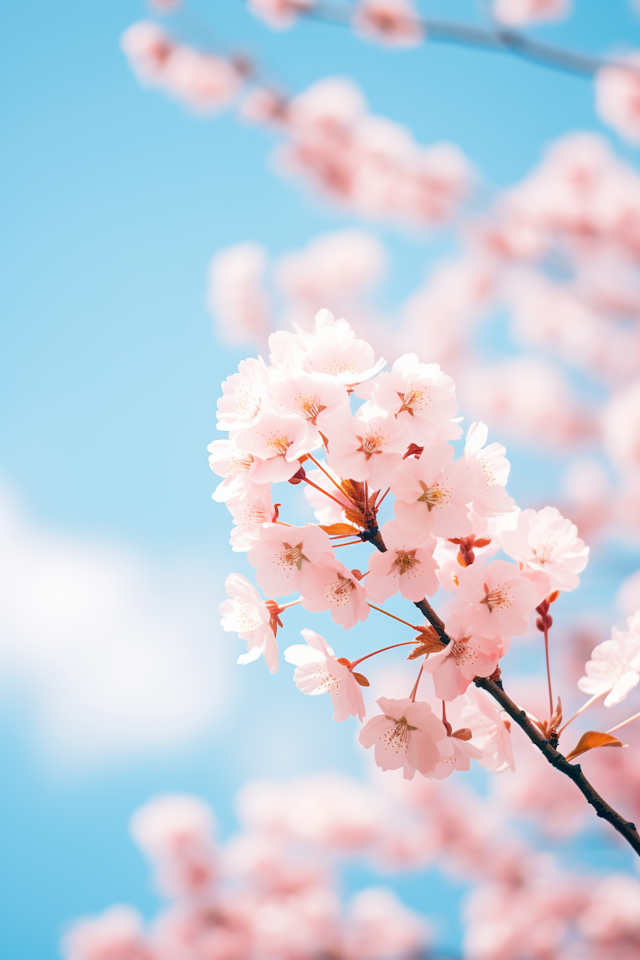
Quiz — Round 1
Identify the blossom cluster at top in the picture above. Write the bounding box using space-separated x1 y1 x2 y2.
211 310 594 782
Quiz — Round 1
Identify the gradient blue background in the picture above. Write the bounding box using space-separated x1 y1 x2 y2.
2 2 640 958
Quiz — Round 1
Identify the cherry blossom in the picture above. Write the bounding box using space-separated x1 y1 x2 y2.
235 410 318 482
578 613 640 707
301 559 370 629
207 437 262 502
341 888 429 959
352 0 425 48
208 246 271 346
303 466 353 525
461 687 516 773
216 357 270 431
464 422 515 518
326 403 410 490
61 906 155 960
423 616 502 700
455 559 549 639
305 328 386 386
359 697 447 779
219 573 279 672
269 371 350 443
492 0 572 26
248 0 314 30
227 489 279 552
391 442 474 540
366 520 438 602
501 505 589 592
248 523 333 596
596 53 640 145
429 733 483 780
284 628 366 721
358 353 460 445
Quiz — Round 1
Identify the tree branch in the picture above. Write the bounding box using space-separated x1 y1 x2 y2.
366 524 640 856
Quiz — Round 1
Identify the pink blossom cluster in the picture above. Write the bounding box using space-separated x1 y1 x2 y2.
61 768 640 960
248 0 424 47
61 787 431 960
212 311 590 781
120 21 245 114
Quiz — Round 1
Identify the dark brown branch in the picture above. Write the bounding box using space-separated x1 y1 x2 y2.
283 1 639 79
367 524 640 856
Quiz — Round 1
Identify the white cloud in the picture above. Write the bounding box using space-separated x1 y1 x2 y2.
0 485 233 768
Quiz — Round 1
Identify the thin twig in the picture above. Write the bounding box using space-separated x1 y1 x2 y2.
558 692 603 736
301 476 348 509
367 602 420 630
543 621 554 721
306 454 351 500
409 664 424 703
607 711 640 735
350 641 417 670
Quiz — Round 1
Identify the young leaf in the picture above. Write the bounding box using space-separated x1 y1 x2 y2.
565 730 626 762
320 523 361 536
352 672 370 687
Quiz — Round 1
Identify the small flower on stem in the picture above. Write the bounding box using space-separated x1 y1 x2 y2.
359 697 447 779
284 629 366 721
219 573 279 673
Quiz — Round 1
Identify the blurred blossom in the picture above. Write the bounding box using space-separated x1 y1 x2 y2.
492 0 572 26
351 0 425 48
207 242 271 344
596 53 640 144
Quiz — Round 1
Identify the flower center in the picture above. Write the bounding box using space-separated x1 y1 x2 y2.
417 481 448 511
227 453 254 477
235 601 262 631
450 640 476 665
234 389 261 420
281 542 309 571
316 665 342 693
295 394 327 424
323 358 357 377
397 388 428 416
328 576 355 606
382 715 418 753
265 433 291 457
392 550 417 575
480 581 512 612
356 432 386 460
532 541 557 564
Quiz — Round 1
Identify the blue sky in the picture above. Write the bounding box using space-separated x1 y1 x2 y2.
2 2 640 958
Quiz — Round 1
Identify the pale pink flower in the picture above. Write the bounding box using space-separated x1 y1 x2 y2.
342 887 429 959
429 734 483 780
248 0 313 29
162 48 242 114
153 900 252 960
326 403 410 490
501 506 588 592
216 357 270 432
207 437 262 502
276 231 386 310
596 54 640 145
455 559 549 639
423 616 502 701
301 559 370 629
601 379 640 473
219 573 278 672
302 466 353 525
130 795 216 862
120 21 175 84
284 628 366 721
227 489 278 552
391 442 474 540
359 697 447 779
461 686 516 773
305 328 386 386
492 0 571 26
358 353 459 445
235 410 318 482
578 613 640 706
130 795 217 898
61 906 155 960
248 523 332 597
269 372 350 443
352 0 425 48
366 520 438 602
267 327 307 380
207 245 271 345
464 422 514 518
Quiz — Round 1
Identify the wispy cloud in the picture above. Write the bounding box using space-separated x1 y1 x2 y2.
0 485 233 768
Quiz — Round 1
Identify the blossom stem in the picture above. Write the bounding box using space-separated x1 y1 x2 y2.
606 711 640 735
409 664 424 703
366 602 420 630
375 486 391 509
301 476 349 509
557 692 604 736
277 599 301 610
350 641 418 670
543 623 554 721
306 454 352 501
333 540 365 547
